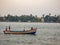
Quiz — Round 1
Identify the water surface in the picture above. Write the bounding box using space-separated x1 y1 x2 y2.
0 22 60 45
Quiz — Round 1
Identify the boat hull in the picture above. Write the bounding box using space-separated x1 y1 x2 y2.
4 31 36 35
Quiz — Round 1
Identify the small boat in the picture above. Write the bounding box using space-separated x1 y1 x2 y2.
3 28 37 35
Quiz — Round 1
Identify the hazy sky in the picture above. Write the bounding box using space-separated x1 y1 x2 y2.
0 0 60 17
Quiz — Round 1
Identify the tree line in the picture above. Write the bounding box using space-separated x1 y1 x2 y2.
0 13 60 23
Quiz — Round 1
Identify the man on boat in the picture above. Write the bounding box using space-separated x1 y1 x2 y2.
9 26 10 31
5 26 7 31
23 27 25 31
31 27 33 30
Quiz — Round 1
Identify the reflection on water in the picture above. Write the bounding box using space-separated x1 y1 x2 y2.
0 22 60 45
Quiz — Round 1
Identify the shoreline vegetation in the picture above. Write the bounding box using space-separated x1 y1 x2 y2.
0 21 60 24
0 13 60 23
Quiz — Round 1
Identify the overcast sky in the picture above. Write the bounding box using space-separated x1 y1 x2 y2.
0 0 60 17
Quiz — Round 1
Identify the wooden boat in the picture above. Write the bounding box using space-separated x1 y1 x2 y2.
3 28 37 35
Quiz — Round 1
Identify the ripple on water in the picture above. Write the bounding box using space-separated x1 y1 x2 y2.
0 22 60 45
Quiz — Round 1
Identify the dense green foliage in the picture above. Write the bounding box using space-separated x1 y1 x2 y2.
0 13 60 22
0 14 40 22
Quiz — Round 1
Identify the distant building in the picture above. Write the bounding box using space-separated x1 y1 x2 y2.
41 14 44 22
41 17 44 22
57 15 60 22
18 20 21 22
3 17 6 21
0 17 6 21
27 20 31 22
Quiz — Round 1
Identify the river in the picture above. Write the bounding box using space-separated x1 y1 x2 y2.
0 22 60 45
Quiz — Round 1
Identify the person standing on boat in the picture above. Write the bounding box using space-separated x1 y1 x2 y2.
23 27 25 31
9 26 10 31
5 26 7 31
31 27 33 30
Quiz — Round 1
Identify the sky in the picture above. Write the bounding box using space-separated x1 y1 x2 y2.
0 0 60 17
